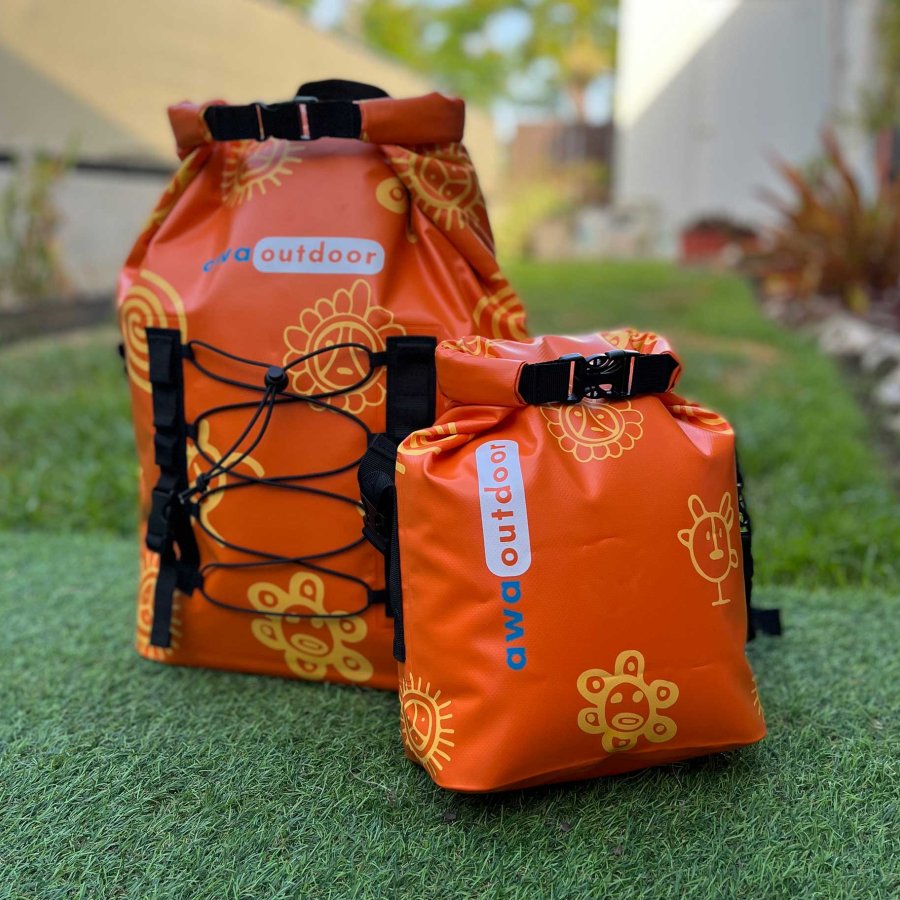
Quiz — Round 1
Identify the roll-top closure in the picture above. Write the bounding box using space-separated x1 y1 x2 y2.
168 93 465 157
435 333 682 408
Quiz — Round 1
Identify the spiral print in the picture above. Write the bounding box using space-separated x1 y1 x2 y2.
472 280 528 340
118 269 187 393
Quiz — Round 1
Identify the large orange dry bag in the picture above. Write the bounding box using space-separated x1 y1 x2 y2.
359 330 780 791
117 80 527 689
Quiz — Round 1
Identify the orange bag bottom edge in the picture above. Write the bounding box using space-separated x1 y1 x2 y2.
134 640 401 692
402 732 768 793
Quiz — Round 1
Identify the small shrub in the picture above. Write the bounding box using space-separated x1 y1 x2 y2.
0 152 69 308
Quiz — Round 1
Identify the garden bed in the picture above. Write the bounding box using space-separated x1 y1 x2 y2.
0 294 114 347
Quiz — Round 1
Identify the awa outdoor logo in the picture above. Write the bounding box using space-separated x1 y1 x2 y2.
202 237 385 275
476 440 532 670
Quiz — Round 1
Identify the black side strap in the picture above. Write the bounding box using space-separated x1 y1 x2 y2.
145 328 201 648
357 336 438 660
736 454 782 640
204 100 362 143
384 335 438 441
358 434 406 661
518 350 679 404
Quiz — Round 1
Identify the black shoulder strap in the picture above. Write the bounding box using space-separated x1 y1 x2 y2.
736 453 782 640
358 434 406 661
384 336 438 441
357 335 437 660
518 350 679 404
144 328 201 648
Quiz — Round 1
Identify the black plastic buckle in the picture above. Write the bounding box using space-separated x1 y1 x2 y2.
253 98 319 141
361 493 390 555
145 488 176 553
562 349 639 402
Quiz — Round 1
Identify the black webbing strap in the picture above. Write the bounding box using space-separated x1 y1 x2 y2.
736 454 782 641
204 100 362 143
358 434 406 661
357 336 438 659
518 350 679 404
384 335 438 442
145 328 201 648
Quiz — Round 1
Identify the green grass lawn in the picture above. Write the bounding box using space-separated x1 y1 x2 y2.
1 262 898 898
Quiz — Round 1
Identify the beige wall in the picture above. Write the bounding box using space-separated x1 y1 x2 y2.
0 0 498 189
0 0 500 293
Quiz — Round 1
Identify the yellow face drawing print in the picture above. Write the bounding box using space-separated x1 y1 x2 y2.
677 492 740 606
577 650 678 753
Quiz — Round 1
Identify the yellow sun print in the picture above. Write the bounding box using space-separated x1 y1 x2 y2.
386 143 492 244
221 140 306 207
399 672 455 776
118 269 187 393
282 279 405 414
541 401 644 463
472 278 529 340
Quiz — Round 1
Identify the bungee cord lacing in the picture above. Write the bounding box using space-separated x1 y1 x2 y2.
178 339 385 620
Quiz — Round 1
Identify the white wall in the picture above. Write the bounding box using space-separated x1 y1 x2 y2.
0 164 168 296
614 0 881 253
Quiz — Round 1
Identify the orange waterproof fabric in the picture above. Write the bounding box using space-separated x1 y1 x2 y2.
118 92 527 690
394 331 766 791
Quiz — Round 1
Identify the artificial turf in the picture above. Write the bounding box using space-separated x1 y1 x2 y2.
1 261 898 897
1 532 897 898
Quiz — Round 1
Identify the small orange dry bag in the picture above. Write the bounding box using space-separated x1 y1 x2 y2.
117 80 527 689
359 330 779 791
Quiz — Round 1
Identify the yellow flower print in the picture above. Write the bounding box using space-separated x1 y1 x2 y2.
577 650 678 753
248 571 373 682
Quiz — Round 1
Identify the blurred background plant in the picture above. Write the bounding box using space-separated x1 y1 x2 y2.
287 0 617 257
0 151 70 310
494 159 608 259
750 131 900 318
286 0 617 118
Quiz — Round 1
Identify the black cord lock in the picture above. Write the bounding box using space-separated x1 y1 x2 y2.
264 365 289 392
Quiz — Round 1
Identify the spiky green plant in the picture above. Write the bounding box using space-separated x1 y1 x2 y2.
758 131 900 314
